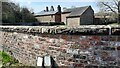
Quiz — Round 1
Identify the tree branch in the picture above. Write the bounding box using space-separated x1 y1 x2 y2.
113 0 119 7
101 2 117 14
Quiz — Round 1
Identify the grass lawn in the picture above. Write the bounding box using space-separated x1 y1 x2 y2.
0 51 19 66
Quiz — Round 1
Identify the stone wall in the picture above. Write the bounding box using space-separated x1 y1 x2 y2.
0 26 120 67
0 25 120 35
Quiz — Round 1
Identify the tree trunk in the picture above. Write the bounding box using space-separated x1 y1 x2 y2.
118 1 120 24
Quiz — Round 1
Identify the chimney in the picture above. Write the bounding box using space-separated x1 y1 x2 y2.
57 5 61 12
46 6 49 12
50 6 54 11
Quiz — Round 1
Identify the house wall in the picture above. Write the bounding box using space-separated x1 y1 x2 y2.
61 13 70 24
80 7 94 25
67 17 80 26
35 15 56 23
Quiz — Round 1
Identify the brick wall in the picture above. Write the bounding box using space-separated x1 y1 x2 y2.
0 31 120 67
55 14 61 22
0 26 120 67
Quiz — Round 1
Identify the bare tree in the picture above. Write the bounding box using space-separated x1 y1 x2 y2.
97 0 118 14
97 0 119 23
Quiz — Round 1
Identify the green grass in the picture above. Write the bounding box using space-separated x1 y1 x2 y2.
0 51 19 66
0 51 11 64
108 23 120 25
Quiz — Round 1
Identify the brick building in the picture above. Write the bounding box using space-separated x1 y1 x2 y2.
35 6 61 23
62 6 94 26
35 5 94 26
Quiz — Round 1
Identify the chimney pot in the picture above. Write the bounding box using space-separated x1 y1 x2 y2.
57 5 61 12
50 6 54 11
46 6 49 12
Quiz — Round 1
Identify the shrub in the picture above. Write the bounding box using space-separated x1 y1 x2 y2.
48 22 65 26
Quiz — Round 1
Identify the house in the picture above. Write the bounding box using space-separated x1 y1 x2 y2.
62 6 94 26
35 5 61 23
35 5 94 26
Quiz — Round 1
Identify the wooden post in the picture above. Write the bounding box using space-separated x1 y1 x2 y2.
0 1 2 24
118 1 120 24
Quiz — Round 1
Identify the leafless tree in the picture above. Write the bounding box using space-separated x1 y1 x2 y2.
97 0 120 23
97 0 119 14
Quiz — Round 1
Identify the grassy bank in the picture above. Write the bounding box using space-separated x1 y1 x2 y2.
0 51 19 66
0 51 11 64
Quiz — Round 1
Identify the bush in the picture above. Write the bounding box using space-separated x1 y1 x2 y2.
48 22 65 26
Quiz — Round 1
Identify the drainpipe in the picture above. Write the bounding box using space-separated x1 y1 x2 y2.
66 18 67 25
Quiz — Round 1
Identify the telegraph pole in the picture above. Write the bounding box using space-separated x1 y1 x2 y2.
118 1 120 24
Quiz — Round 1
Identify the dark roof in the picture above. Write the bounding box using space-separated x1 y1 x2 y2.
68 6 90 17
65 6 90 17
35 6 91 17
34 11 58 16
63 8 73 13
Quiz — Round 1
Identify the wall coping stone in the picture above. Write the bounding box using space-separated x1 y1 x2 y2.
0 25 120 35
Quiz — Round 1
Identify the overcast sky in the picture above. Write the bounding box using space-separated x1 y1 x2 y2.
9 0 106 13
